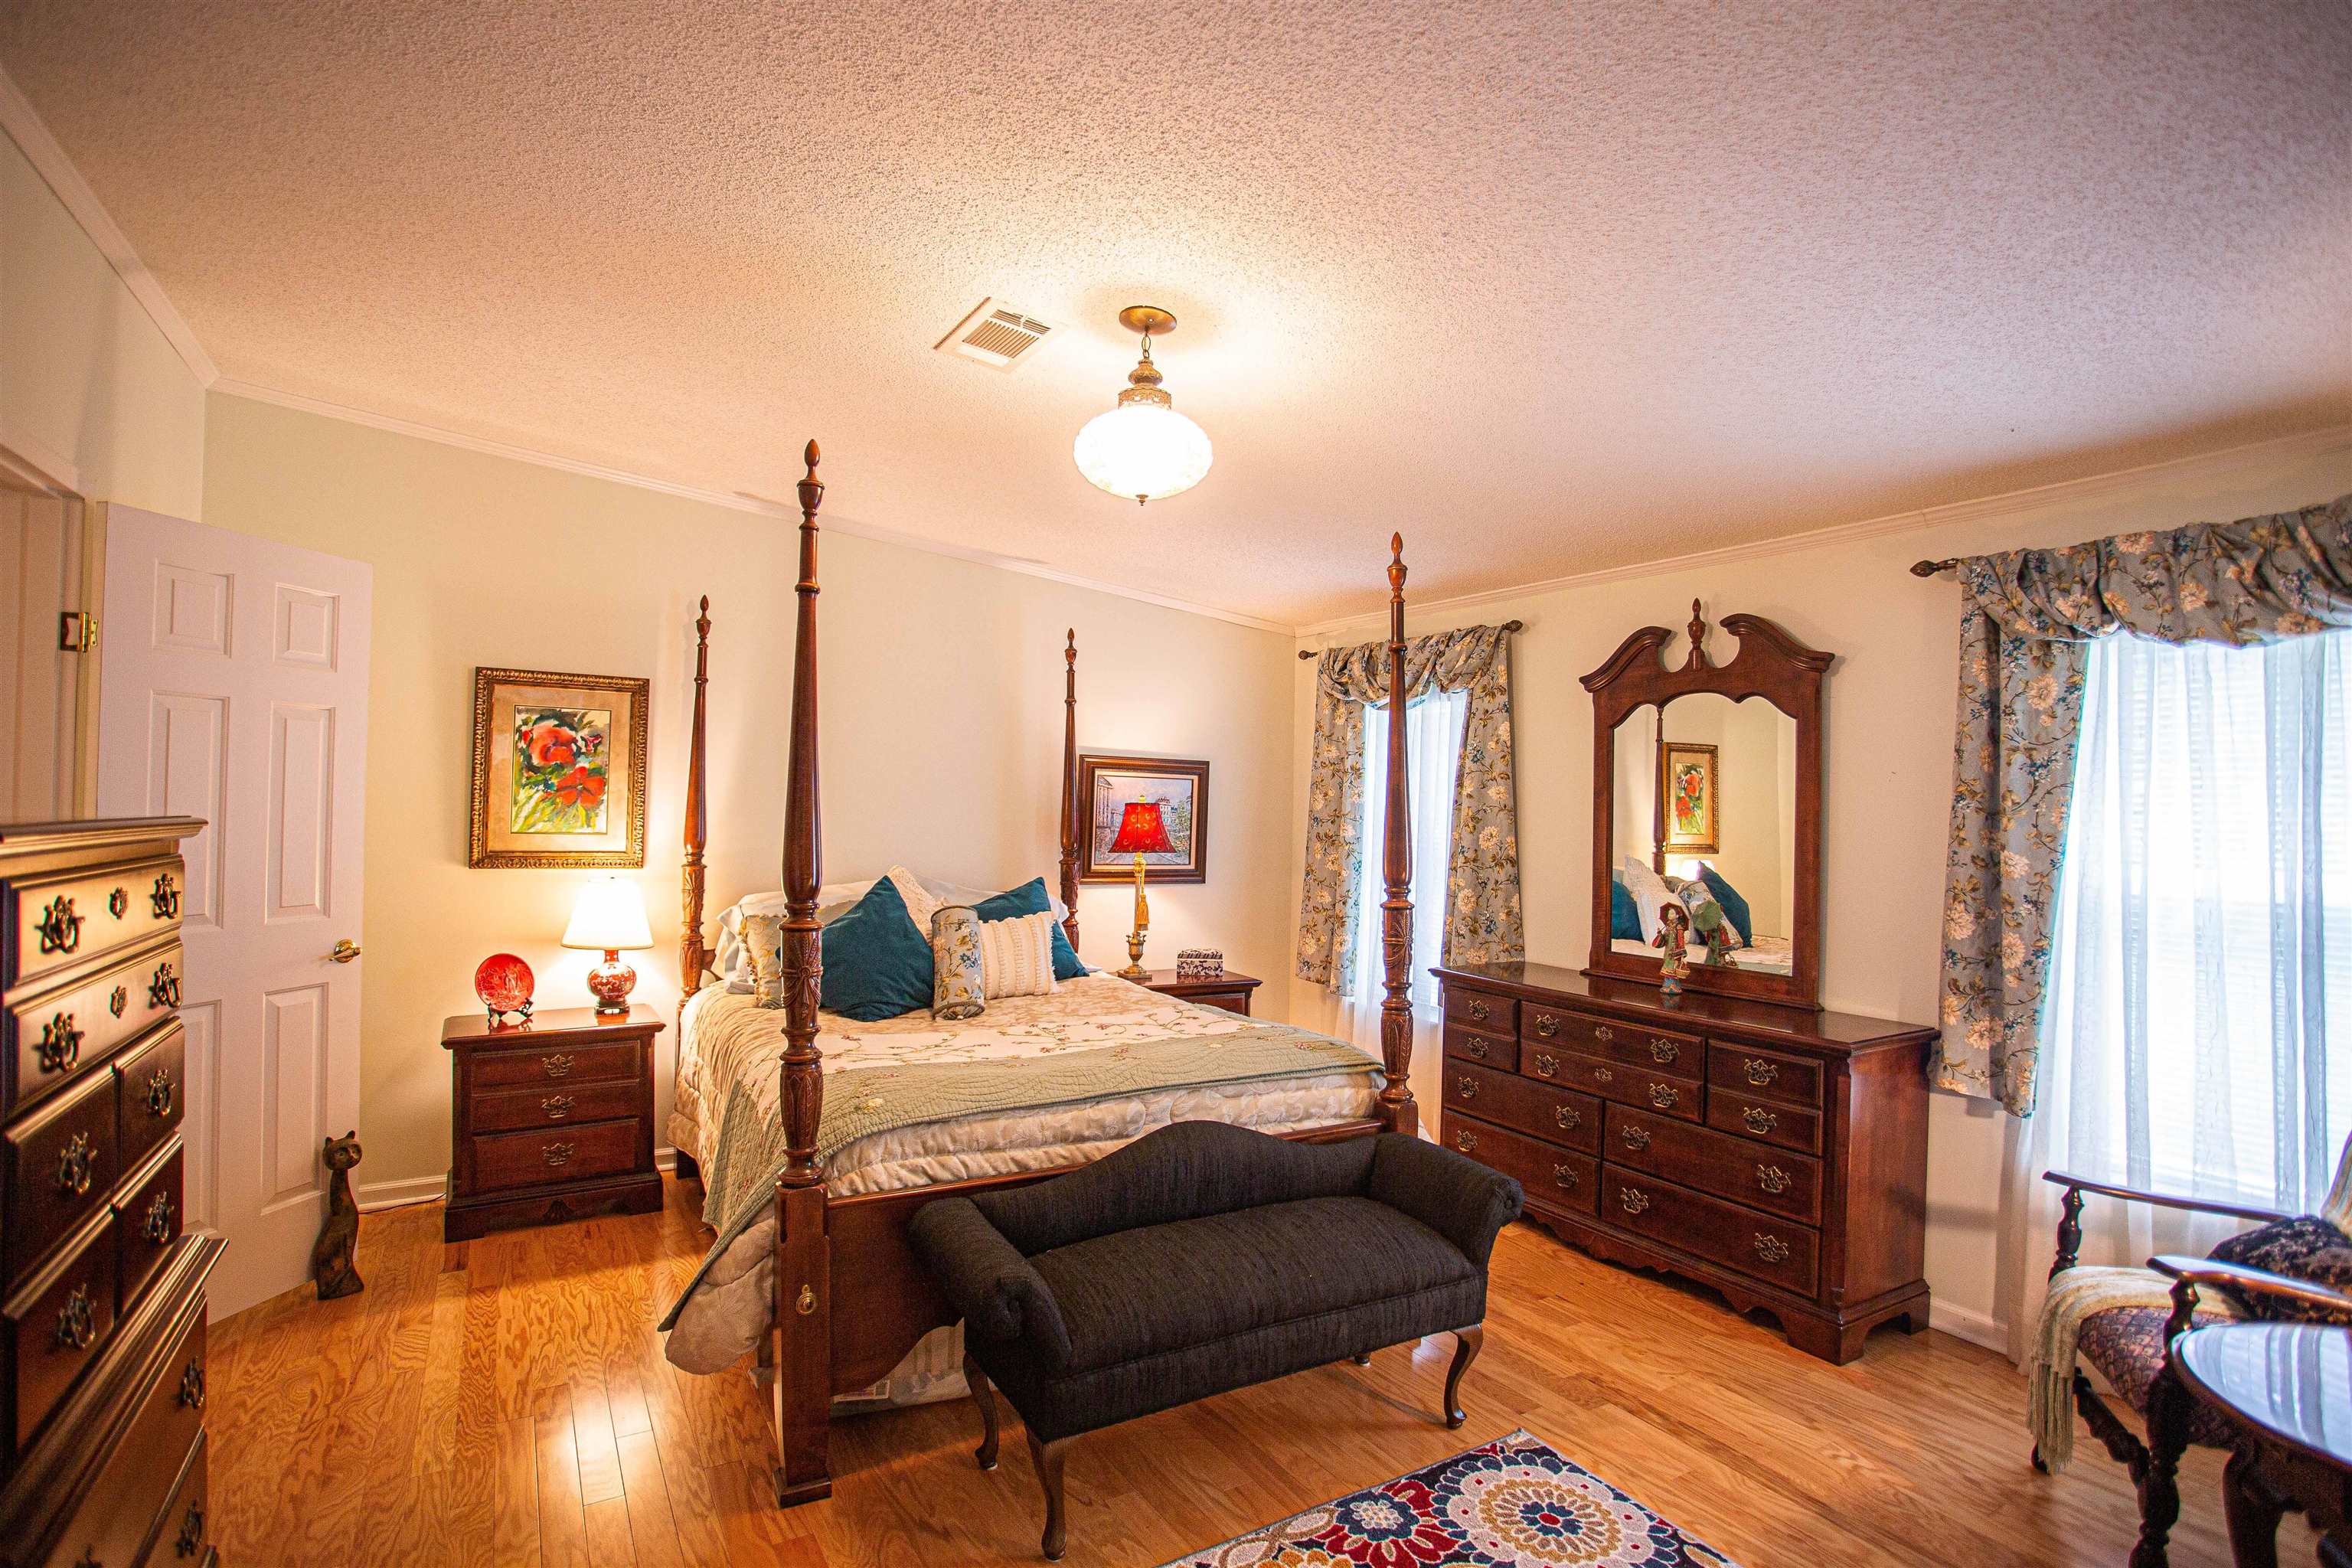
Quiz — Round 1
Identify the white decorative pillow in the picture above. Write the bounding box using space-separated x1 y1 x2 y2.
743 913 788 1008
883 865 943 935
977 910 1059 1000
716 880 876 991
1616 856 1677 946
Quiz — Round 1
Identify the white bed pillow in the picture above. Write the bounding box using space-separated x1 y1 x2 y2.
977 910 1059 999
1616 856 1677 946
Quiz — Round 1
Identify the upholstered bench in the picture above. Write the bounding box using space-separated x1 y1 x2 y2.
907 1120 1524 1559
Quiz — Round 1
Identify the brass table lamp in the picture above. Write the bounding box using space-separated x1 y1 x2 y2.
1106 799 1174 979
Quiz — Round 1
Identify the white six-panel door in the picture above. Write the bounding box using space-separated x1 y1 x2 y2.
96 505 371 1321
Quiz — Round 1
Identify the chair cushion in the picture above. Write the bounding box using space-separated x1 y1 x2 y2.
2209 1216 2352 1325
2076 1305 2238 1447
1030 1195 1474 1374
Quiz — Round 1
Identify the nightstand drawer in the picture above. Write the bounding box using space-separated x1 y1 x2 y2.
470 1040 642 1089
469 1119 642 1192
471 1080 642 1132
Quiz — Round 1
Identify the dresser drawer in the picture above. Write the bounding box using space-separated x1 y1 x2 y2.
5 1067 119 1284
113 1021 187 1174
1441 1021 1517 1074
151 1427 212 1567
5 939 181 1115
1603 1103 1821 1223
6 1208 118 1451
115 1138 185 1314
1707 1043 1824 1109
5 855 184 990
470 1117 641 1192
1446 1114 1598 1216
1523 1004 1701 1080
41 1292 205 1568
1442 987 1515 1036
472 1078 642 1133
1601 1168 1818 1296
1442 1060 1601 1154
1706 1084 1824 1155
1530 1049 1701 1123
469 1039 642 1089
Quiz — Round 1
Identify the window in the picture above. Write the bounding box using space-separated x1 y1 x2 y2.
1344 689 1467 1013
2043 628 2352 1211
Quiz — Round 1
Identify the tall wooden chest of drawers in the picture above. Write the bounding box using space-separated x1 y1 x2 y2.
0 818 224 1566
1432 959 1932 1364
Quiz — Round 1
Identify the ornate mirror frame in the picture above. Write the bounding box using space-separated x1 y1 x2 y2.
1581 602 1834 1011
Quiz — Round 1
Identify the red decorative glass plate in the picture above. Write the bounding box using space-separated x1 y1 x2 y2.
474 952 535 1024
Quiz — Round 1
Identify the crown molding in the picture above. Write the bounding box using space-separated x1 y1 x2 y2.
1293 423 2352 641
0 63 220 388
211 378 1295 635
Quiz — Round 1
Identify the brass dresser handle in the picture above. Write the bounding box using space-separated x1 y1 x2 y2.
1465 1037 1488 1060
1649 1039 1679 1064
39 1012 83 1073
1744 1057 1779 1086
178 1360 207 1409
55 1284 97 1351
1592 1065 1614 1083
541 1053 575 1078
151 871 181 919
109 985 128 1018
1619 1187 1651 1216
1533 1052 1558 1079
542 1142 577 1167
36 893 83 954
1754 1233 1792 1264
1553 1104 1581 1132
1743 1105 1779 1135
57 1132 96 1197
1756 1165 1792 1194
146 1067 177 1117
1454 1078 1478 1102
1552 1162 1579 1190
143 1191 178 1243
542 1093 577 1119
1647 1083 1679 1109
1621 1124 1651 1151
1455 1129 1478 1154
149 961 181 1009
1465 995 1489 1022
1593 1024 1615 1044
177 1496 206 1557
108 887 128 919
1534 1014 1560 1039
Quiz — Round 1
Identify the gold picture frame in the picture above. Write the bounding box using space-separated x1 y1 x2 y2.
469 667 649 868
1655 740 1719 859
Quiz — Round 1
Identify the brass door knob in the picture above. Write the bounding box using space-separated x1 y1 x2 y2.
328 939 362 964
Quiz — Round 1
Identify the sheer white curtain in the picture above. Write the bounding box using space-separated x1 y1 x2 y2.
1298 689 1466 1126
1998 627 2352 1355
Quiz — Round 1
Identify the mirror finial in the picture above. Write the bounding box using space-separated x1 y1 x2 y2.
1684 600 1711 671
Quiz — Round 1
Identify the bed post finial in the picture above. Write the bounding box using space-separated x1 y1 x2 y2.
681 596 713 1000
779 443 827 1191
1379 534 1417 1135
1059 629 1081 953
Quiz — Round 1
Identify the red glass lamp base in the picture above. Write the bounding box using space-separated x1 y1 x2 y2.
586 951 637 1015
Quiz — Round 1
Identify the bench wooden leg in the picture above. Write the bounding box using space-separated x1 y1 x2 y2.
1444 1325 1483 1429
1027 1429 1072 1561
1351 1352 1372 1366
965 1354 1000 1471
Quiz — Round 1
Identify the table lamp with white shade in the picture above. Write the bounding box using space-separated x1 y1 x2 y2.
563 876 653 1014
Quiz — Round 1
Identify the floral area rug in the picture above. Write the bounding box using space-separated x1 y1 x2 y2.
1158 1430 1738 1568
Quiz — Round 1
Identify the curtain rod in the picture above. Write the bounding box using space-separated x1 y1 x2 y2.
1910 557 1962 577
1298 619 1524 659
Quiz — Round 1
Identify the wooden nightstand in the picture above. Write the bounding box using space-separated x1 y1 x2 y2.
440 1003 664 1242
1136 969 1263 1017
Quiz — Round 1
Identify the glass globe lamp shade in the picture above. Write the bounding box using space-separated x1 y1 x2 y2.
1073 400 1214 504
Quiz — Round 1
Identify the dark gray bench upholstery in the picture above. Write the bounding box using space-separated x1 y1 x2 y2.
907 1120 1524 1558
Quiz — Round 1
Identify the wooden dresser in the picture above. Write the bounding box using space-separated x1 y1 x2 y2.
0 817 223 1567
441 1004 665 1242
1432 959 1932 1363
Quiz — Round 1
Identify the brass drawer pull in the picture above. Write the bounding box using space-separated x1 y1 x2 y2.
542 1141 577 1167
149 960 181 1009
146 1067 177 1118
108 887 129 919
109 985 128 1018
1743 1105 1779 1135
1592 1065 1614 1084
1754 1233 1792 1264
151 871 181 919
36 893 83 955
1621 1123 1651 1151
143 1191 178 1243
1619 1187 1651 1216
1533 1052 1558 1079
1553 1103 1581 1132
1757 1165 1792 1194
542 1093 577 1119
1455 1129 1478 1154
39 1012 83 1074
1647 1083 1680 1110
178 1360 207 1409
1744 1057 1779 1086
57 1132 96 1197
55 1284 97 1351
1453 1077 1478 1102
1533 1014 1560 1039
1649 1039 1680 1065
1552 1162 1579 1190
1464 1037 1489 1061
177 1496 206 1557
541 1053 576 1078
1593 1024 1614 1044
1465 995 1489 1023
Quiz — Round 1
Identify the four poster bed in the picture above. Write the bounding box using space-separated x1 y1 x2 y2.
665 442 1425 1506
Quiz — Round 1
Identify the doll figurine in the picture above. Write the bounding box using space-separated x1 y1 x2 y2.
1651 903 1693 999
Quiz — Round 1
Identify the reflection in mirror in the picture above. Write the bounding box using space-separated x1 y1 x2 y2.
1608 693 1798 977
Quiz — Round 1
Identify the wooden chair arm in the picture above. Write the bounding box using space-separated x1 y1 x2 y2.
2151 1253 2352 1319
2041 1171 2293 1225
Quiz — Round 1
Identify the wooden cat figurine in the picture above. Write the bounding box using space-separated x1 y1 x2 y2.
312 1130 364 1299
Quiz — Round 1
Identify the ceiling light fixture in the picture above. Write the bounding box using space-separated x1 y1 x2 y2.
1073 305 1213 505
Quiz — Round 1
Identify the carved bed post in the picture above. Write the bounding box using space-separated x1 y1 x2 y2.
1059 629 1081 953
1379 534 1419 1136
773 440 833 1507
679 596 711 1001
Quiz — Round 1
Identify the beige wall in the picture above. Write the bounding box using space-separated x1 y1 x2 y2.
1289 435 2352 1345
201 392 1297 1200
0 129 205 515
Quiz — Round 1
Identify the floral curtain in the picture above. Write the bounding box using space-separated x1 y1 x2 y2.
1938 491 2352 1113
1295 624 1521 990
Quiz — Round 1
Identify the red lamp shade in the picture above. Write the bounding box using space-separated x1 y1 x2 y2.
1108 799 1174 856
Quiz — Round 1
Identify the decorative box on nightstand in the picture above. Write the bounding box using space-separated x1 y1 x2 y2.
1136 968 1262 1018
440 1004 664 1242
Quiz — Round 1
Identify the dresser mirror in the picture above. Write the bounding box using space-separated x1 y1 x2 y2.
1582 602 1832 1009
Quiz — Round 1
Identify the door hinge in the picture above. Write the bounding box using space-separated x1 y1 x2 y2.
57 610 97 653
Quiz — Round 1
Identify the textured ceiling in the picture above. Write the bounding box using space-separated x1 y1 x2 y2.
4 1 2349 626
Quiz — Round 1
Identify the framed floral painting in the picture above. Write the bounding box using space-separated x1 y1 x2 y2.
469 668 648 868
1077 753 1209 883
1655 739 1719 858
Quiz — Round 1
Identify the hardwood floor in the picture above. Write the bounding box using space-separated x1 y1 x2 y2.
206 1174 2258 1566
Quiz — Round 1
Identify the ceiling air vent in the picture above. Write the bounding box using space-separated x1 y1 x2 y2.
935 298 1059 372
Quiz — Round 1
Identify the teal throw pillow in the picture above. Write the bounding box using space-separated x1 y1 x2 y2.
819 876 934 1021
